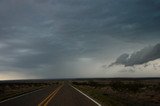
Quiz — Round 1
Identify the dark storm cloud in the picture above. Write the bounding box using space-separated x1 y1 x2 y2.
1 0 160 40
110 43 160 67
0 0 160 78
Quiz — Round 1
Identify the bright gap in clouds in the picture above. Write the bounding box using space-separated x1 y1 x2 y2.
0 71 39 80
105 59 160 78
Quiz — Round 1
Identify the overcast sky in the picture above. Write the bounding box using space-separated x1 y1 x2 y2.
0 0 160 80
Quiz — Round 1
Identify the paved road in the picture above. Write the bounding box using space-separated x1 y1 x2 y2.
0 85 59 106
0 83 101 106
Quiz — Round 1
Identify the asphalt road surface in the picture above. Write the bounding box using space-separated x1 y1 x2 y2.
0 83 101 106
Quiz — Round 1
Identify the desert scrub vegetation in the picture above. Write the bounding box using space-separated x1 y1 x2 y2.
109 81 145 93
109 81 160 93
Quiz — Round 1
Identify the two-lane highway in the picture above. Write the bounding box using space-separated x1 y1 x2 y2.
0 83 101 106
46 83 100 106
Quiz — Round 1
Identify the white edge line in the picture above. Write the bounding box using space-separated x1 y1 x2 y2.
0 88 44 104
70 85 101 106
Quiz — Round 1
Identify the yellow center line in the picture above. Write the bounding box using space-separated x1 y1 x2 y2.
38 85 63 106
38 87 58 106
44 85 63 106
38 89 56 105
